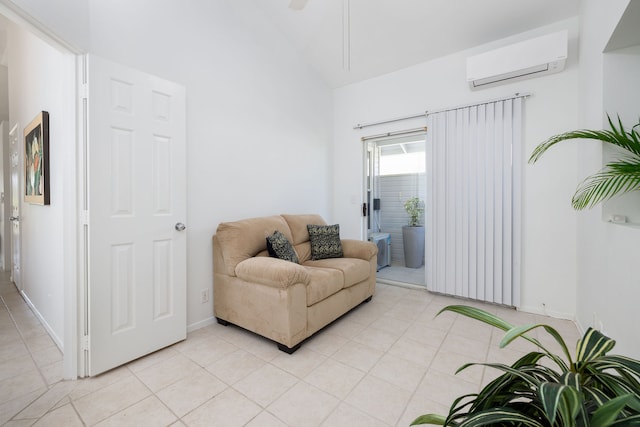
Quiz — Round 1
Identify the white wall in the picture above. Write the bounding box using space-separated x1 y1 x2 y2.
0 65 8 120
7 21 76 347
577 0 640 358
333 18 581 318
0 121 8 272
88 0 333 327
0 121 7 271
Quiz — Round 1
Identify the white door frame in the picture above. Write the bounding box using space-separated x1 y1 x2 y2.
0 3 82 379
1 121 10 272
8 122 20 289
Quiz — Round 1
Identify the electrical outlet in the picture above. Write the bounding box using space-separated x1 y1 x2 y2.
201 289 209 304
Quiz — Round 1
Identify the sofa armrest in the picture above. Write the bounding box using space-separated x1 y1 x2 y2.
341 239 378 260
235 257 310 289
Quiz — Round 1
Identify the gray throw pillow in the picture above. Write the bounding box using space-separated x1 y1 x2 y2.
307 224 343 260
266 230 299 263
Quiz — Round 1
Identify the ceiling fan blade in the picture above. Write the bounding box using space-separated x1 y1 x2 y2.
289 0 309 11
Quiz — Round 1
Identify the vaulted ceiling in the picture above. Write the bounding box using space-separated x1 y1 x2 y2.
251 0 581 88
0 1 583 85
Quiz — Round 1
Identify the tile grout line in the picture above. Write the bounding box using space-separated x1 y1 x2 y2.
335 288 409 426
126 364 183 425
68 398 88 427
395 296 457 426
376 288 437 426
0 290 54 422
1 280 581 426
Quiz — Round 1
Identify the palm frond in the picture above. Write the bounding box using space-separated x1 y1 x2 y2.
529 115 640 210
529 115 640 164
571 159 640 209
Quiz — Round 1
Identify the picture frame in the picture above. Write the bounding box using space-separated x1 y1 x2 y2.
24 111 50 205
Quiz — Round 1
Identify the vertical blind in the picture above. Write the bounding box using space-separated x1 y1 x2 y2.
426 97 522 306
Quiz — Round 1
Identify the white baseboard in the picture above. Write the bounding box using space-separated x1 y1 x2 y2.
573 319 587 336
20 290 64 351
517 304 575 321
377 279 426 290
187 316 216 333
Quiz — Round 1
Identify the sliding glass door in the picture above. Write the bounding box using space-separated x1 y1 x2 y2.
363 134 427 286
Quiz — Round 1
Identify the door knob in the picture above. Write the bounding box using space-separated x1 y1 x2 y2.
9 216 19 221
175 222 186 231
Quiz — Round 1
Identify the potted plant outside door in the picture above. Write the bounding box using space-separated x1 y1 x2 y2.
403 197 425 268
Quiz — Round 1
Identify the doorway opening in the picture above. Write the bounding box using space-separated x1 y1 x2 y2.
364 132 427 287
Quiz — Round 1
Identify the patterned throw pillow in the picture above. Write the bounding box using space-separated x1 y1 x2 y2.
307 224 343 260
266 231 299 263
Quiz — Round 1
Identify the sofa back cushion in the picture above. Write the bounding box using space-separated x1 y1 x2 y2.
282 214 327 264
282 214 327 245
216 215 292 275
294 242 312 264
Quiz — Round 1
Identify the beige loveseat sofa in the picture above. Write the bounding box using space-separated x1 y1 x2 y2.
213 214 378 353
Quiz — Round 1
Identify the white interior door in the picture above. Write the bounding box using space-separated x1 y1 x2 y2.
87 55 187 376
9 124 21 290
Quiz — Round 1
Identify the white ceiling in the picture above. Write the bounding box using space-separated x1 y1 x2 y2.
251 0 581 88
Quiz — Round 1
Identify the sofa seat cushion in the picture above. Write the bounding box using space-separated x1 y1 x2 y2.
305 266 344 306
303 258 370 289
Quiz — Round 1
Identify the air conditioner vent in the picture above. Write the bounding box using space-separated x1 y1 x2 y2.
467 30 568 89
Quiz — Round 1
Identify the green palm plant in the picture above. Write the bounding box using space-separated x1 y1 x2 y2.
412 305 640 427
529 115 640 210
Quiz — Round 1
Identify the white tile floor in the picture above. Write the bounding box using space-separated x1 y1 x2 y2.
376 264 426 286
0 275 580 426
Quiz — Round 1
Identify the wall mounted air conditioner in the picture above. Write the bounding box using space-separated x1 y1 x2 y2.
467 30 568 89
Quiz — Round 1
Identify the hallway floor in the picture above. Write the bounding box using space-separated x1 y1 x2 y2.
0 275 579 426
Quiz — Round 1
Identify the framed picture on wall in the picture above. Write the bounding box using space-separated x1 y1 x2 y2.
24 111 50 205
